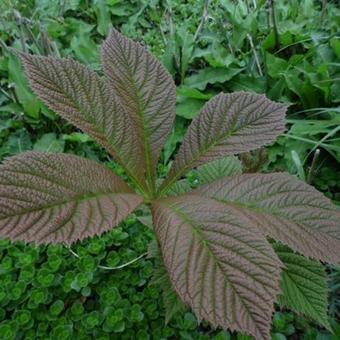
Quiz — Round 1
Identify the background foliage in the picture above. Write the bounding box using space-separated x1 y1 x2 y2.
0 0 339 339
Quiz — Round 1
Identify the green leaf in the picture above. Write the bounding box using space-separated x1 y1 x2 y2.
33 133 65 153
152 194 282 340
102 29 176 195
166 179 192 196
177 87 214 100
176 26 195 82
167 156 242 195
290 150 306 181
70 33 99 66
265 53 289 79
176 98 206 119
284 69 321 108
149 240 186 324
194 156 242 185
274 244 331 330
176 87 214 119
229 75 267 93
62 132 91 143
330 38 340 58
1 130 32 156
161 32 178 76
0 152 143 244
162 117 187 164
8 54 41 119
184 67 242 90
94 0 110 36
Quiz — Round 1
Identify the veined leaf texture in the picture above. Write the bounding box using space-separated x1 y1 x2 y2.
0 28 338 340
274 244 330 329
0 152 143 244
196 173 340 263
21 53 147 191
102 29 176 193
160 92 288 193
194 156 242 185
152 195 282 339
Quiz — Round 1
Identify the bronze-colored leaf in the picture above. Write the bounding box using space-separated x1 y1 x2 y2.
21 53 146 191
160 92 287 194
0 152 143 244
152 194 282 339
196 173 340 263
102 29 176 193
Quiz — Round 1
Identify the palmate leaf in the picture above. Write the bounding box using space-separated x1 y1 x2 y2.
102 29 176 194
20 54 146 191
196 173 340 263
160 92 288 194
152 194 282 340
6 27 339 339
0 152 143 244
274 244 331 330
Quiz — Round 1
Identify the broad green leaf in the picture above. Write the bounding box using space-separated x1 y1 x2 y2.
152 195 282 340
21 53 146 191
202 44 236 68
34 133 65 153
0 152 143 244
161 34 178 76
274 244 330 330
183 67 242 90
36 0 80 15
0 118 13 134
176 25 195 82
70 33 99 67
110 2 134 17
176 87 214 119
161 24 194 80
176 98 206 119
284 69 321 108
102 29 176 194
94 0 110 36
194 156 242 185
177 87 214 100
262 31 276 51
160 92 287 194
229 75 267 93
330 38 340 58
8 54 41 119
265 53 289 79
197 173 340 263
1 130 32 156
288 118 340 136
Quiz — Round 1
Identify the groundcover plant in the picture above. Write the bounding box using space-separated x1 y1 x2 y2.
0 29 340 339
